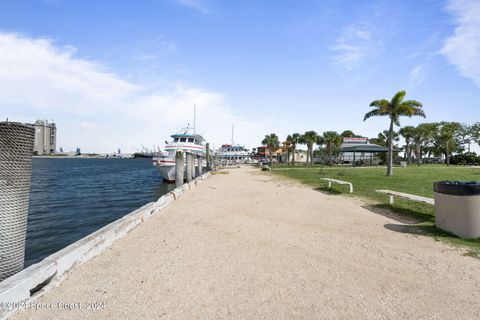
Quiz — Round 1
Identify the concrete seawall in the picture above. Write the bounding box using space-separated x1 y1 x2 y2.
0 173 210 320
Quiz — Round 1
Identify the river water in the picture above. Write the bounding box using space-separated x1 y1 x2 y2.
25 158 174 267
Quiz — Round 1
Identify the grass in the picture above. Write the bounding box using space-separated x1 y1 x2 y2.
269 164 480 258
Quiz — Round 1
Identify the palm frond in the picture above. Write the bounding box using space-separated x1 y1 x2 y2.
363 109 382 121
369 99 389 108
391 90 406 107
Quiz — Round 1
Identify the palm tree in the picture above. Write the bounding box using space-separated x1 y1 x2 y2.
262 133 280 165
435 122 462 166
412 123 435 166
364 90 426 176
321 131 342 165
341 130 356 138
381 130 400 148
399 126 415 164
286 133 301 165
300 131 318 165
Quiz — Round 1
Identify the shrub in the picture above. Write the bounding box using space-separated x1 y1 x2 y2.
450 152 480 165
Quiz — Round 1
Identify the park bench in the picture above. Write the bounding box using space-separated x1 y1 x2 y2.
320 178 353 193
376 190 434 205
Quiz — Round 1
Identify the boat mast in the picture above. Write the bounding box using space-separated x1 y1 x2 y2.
231 124 234 145
194 104 196 134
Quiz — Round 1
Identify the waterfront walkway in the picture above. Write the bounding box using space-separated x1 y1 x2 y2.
14 166 480 319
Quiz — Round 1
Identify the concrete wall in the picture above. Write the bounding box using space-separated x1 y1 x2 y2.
0 172 210 320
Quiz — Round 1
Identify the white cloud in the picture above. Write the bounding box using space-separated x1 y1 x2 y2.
331 24 373 70
175 0 209 14
441 0 480 87
0 33 262 153
408 65 426 87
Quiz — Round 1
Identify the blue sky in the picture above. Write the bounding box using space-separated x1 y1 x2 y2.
0 0 479 152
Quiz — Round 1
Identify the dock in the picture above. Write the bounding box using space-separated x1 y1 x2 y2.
10 166 480 319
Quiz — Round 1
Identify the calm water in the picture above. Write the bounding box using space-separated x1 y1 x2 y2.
25 158 174 267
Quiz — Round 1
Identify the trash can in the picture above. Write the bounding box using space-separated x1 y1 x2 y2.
434 181 480 239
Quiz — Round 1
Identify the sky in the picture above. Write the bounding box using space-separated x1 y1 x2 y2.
0 0 479 153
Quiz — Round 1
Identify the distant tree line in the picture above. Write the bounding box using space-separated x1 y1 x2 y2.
261 90 479 175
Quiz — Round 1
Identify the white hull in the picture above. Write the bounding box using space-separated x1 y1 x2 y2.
154 158 206 183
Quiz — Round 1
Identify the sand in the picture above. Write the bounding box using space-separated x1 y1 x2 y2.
12 166 480 319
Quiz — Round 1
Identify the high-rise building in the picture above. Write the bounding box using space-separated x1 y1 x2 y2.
33 120 56 155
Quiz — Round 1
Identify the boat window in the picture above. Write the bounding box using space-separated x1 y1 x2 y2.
188 138 194 143
180 138 187 142
173 138 179 142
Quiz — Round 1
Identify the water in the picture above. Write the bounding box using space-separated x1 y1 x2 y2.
24 158 174 267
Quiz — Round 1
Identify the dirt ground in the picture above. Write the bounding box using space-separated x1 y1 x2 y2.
13 166 480 319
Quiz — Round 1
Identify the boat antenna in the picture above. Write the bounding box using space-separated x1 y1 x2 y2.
194 104 196 134
231 124 234 145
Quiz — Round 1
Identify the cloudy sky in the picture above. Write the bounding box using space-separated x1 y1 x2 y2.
0 0 479 153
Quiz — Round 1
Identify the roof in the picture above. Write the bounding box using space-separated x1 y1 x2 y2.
340 143 389 153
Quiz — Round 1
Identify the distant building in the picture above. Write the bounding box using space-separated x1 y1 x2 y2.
33 120 56 155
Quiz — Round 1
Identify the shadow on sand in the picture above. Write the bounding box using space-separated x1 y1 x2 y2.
313 186 343 195
362 204 432 225
383 223 451 237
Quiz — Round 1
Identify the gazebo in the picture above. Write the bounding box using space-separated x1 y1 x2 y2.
340 144 390 167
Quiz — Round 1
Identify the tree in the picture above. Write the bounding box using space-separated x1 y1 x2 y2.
433 122 462 166
470 122 480 148
364 90 426 176
458 124 473 152
299 131 318 165
286 133 301 165
321 131 342 165
399 126 415 164
341 130 365 138
412 123 436 166
262 133 280 165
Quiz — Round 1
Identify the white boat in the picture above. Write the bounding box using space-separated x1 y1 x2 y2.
153 125 207 183
215 144 251 165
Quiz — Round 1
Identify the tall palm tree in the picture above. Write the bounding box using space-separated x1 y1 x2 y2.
262 133 280 165
399 126 415 164
435 122 462 166
412 123 435 166
364 90 426 176
300 131 318 165
381 130 400 148
286 133 301 165
321 131 342 165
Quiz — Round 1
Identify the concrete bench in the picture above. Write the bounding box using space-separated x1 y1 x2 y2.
376 189 434 205
320 178 353 193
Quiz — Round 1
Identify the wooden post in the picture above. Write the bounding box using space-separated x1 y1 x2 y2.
191 153 196 178
198 155 203 176
175 151 184 187
186 152 193 182
206 143 210 171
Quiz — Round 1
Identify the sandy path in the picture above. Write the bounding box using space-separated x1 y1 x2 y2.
13 166 480 319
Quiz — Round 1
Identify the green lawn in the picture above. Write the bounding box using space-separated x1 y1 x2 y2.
269 164 480 257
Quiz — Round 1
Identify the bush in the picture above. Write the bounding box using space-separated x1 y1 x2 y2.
450 152 480 165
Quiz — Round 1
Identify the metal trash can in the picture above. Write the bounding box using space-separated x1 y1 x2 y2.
434 181 480 239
